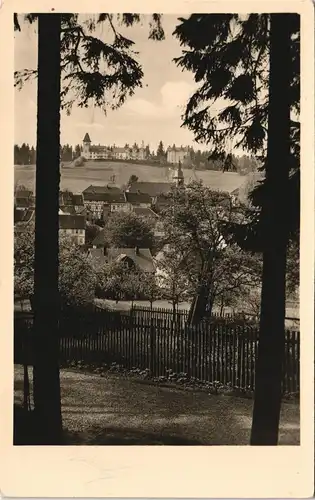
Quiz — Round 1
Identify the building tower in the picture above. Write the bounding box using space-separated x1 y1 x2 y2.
172 160 184 187
82 132 91 159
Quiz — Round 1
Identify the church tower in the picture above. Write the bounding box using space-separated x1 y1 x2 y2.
172 160 184 187
82 132 91 159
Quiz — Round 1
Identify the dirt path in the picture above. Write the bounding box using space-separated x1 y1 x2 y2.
14 366 299 445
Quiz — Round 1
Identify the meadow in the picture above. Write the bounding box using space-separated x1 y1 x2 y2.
14 161 248 194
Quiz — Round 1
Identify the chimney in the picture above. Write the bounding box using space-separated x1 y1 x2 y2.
135 246 139 255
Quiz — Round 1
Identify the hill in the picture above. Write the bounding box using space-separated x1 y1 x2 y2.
14 161 248 194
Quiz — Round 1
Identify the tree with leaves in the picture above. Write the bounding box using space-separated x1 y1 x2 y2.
59 239 97 308
127 174 139 187
14 12 165 443
106 210 154 249
140 271 161 309
85 223 102 246
73 144 81 159
14 226 97 309
156 245 191 319
174 13 300 444
96 260 130 302
14 223 35 303
162 181 261 319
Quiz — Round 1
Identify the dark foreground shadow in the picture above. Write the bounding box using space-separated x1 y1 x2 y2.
14 405 40 445
14 405 202 445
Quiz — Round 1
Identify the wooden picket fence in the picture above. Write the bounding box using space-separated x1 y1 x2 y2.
14 308 300 395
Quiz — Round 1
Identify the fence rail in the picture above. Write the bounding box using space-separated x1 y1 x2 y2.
14 308 300 395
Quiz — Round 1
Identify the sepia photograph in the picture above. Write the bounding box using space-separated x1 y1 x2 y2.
12 10 303 449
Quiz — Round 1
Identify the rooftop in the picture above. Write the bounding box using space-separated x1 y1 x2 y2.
59 191 84 207
90 145 111 153
107 248 155 273
128 182 172 197
59 214 86 230
84 191 126 203
125 191 152 205
87 247 154 273
133 207 159 219
83 132 91 143
83 184 122 195
15 189 33 199
91 229 107 247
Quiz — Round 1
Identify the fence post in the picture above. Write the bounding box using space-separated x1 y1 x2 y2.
150 316 155 375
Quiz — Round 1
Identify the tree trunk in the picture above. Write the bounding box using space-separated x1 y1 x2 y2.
250 14 292 445
188 262 213 325
32 14 62 445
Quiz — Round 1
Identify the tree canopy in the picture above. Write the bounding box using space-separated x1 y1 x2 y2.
105 211 155 248
162 181 262 314
14 14 165 115
173 14 300 244
14 226 97 308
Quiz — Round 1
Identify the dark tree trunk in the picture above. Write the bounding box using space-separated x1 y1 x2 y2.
32 14 62 444
188 262 214 326
188 283 212 325
250 14 293 445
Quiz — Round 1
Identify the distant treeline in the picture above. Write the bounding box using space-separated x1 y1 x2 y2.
14 143 82 165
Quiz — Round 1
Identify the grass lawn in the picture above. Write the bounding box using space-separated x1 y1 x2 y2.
14 365 299 445
14 162 247 194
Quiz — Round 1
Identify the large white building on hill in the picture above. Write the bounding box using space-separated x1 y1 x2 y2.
166 144 192 165
82 133 148 161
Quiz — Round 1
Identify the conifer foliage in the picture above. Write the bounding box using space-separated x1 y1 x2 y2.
173 14 300 241
14 13 165 114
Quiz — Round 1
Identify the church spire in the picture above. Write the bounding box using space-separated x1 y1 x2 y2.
172 159 184 187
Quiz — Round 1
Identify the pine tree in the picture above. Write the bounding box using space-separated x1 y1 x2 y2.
157 140 165 157
74 144 81 159
15 12 165 443
174 13 300 444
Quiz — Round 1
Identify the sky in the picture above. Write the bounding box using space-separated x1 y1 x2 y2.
14 14 210 152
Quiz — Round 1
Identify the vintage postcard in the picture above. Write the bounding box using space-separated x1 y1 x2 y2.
0 0 314 497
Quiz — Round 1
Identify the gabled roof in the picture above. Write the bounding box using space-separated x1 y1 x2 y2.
15 189 33 199
59 214 86 230
14 208 35 226
128 182 172 197
133 207 159 219
60 205 76 215
90 145 111 153
15 197 32 208
125 191 152 204
113 147 128 154
72 194 84 206
83 184 122 195
83 132 91 143
107 248 154 273
59 191 84 207
84 191 126 203
91 229 107 247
